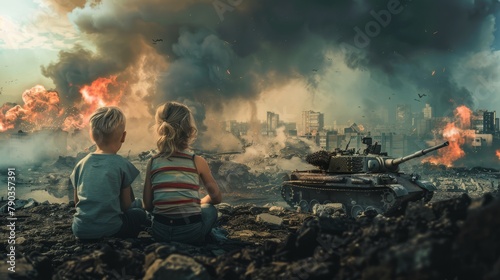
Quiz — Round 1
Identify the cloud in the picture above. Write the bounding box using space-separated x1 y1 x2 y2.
0 1 80 51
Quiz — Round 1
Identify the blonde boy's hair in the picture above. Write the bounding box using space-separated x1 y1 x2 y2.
155 102 197 158
89 106 126 145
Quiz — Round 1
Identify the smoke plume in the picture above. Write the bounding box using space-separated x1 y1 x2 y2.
38 0 499 132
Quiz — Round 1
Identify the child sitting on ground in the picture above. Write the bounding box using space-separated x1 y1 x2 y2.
143 101 222 244
71 106 148 239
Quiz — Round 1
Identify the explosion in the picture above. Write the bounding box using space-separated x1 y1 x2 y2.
423 106 474 167
0 86 62 132
455 105 472 128
78 76 122 117
0 76 123 133
63 76 123 130
497 150 500 160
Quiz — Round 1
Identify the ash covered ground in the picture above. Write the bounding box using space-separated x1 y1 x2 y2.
1 137 500 279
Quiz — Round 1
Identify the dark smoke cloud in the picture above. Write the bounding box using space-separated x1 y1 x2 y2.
41 0 499 122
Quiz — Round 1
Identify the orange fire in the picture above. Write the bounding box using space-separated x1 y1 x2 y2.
455 105 472 128
423 106 474 167
78 76 122 116
0 76 123 133
0 86 62 132
496 150 500 160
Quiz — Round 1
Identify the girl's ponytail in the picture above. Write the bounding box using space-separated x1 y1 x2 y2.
157 121 177 158
155 102 198 157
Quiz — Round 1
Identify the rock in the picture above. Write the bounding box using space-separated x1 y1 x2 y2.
232 230 256 238
54 245 144 279
0 257 34 279
16 236 26 245
52 156 77 169
144 254 210 280
216 203 233 215
256 213 283 228
312 203 344 217
254 231 272 238
218 162 253 188
23 198 38 209
249 206 268 215
269 206 285 212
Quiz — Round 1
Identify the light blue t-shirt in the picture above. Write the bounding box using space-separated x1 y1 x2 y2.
70 153 139 239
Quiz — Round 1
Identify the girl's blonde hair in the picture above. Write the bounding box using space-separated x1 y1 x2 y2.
155 102 198 157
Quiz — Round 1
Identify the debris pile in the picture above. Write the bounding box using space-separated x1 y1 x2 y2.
404 163 500 200
2 193 500 279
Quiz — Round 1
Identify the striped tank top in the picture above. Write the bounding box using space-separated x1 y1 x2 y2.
150 150 201 217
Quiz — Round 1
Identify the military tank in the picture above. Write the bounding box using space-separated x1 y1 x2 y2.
281 138 449 217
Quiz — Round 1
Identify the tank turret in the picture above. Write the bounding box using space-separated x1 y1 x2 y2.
281 138 450 217
323 139 449 173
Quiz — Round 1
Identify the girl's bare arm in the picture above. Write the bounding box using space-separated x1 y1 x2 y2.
142 159 154 212
195 156 222 204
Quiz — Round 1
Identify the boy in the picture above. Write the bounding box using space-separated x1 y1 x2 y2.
71 106 147 239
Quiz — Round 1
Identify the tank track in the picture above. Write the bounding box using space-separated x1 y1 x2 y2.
281 183 429 217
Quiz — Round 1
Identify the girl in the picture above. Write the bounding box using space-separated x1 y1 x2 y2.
143 101 222 244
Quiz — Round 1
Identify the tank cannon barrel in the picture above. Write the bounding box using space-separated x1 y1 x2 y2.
384 141 449 169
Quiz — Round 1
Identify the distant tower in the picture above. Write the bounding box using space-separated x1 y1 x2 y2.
423 103 432 119
483 111 496 134
266 112 279 136
396 104 412 132
301 110 324 136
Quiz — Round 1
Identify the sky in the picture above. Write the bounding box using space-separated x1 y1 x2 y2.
1 0 500 130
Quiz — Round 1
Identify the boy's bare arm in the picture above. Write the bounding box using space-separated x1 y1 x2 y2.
195 156 222 205
120 186 132 211
143 159 154 212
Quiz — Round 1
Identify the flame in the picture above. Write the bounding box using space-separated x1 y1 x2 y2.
61 76 123 130
497 150 500 160
0 86 62 132
0 76 123 133
79 76 122 116
423 106 474 167
455 105 472 128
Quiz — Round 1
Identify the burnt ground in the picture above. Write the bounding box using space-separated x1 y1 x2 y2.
2 192 500 280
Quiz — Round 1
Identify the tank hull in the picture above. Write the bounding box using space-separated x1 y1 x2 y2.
281 170 434 217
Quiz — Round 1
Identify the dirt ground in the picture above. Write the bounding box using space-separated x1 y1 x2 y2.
2 191 500 279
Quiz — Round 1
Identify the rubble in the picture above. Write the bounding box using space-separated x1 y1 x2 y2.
312 203 344 217
268 206 285 213
256 213 283 228
1 193 500 279
403 163 500 202
144 254 210 280
3 140 500 278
